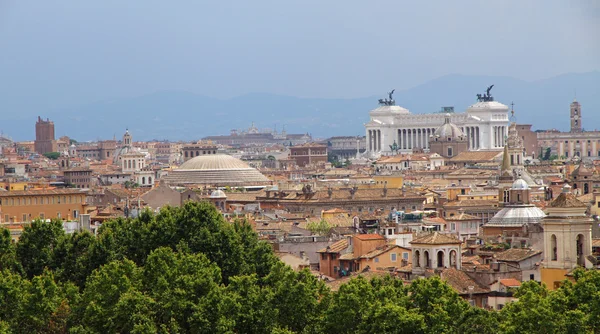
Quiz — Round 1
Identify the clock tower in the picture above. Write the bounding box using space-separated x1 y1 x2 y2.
570 99 582 132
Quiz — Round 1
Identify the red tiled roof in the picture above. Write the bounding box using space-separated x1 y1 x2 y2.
317 239 349 253
499 278 521 287
355 234 385 241
410 232 461 245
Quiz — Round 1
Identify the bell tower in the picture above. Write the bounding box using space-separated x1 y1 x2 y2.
570 99 582 132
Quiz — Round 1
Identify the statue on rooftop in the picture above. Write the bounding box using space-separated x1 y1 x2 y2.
378 89 396 106
476 84 495 102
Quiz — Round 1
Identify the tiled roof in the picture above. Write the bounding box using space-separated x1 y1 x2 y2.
446 212 480 221
444 199 498 207
317 239 349 253
548 192 588 208
441 268 489 294
422 217 447 225
494 248 542 262
592 239 600 248
499 278 521 287
355 234 385 241
361 244 407 259
410 232 461 245
269 187 425 202
449 151 502 162
0 188 87 197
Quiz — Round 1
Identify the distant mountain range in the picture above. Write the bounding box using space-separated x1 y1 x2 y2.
3 71 599 142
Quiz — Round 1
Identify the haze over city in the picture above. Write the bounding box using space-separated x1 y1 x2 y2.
1 1 599 140
3 1 600 332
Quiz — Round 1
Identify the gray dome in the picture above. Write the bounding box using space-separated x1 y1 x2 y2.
434 114 465 139
164 154 271 186
210 189 227 198
486 206 546 226
512 178 529 190
179 154 250 170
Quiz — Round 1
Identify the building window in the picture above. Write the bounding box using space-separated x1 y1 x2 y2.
551 234 557 261
321 253 326 260
447 147 453 157
391 253 397 262
403 252 409 260
375 257 379 263
330 254 337 260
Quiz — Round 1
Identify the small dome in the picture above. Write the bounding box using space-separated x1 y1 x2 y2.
210 189 227 198
512 178 529 190
434 114 465 139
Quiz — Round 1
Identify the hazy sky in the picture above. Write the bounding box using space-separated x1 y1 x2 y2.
0 0 598 109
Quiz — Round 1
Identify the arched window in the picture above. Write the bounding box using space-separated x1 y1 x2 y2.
577 234 585 266
142 177 146 184
437 251 445 268
449 250 457 268
551 234 557 261
414 250 421 267
424 251 430 268
148 177 152 184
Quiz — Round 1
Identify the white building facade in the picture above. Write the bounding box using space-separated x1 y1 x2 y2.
365 97 510 156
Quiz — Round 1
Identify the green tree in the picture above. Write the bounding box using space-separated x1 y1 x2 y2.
0 228 22 274
73 259 152 333
263 263 328 333
321 275 410 333
499 280 565 334
16 219 65 278
408 276 469 333
357 303 426 334
142 247 223 331
306 219 331 236
19 270 72 334
51 230 96 288
0 269 30 328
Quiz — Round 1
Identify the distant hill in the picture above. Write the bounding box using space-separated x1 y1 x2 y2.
4 71 599 141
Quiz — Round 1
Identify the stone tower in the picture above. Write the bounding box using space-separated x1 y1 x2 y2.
122 129 132 147
541 184 592 290
34 116 57 154
570 99 582 132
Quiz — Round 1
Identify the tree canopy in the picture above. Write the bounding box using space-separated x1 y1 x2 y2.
1 201 600 332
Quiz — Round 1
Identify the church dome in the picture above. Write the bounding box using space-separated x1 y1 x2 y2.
433 114 465 139
512 178 529 190
164 154 271 186
179 154 251 170
209 189 227 199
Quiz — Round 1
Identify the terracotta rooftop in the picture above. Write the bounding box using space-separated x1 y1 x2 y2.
440 268 489 294
361 244 408 259
449 151 502 162
410 232 462 245
494 248 542 262
317 239 349 253
548 192 588 208
499 278 521 288
355 234 385 241
445 212 481 221
0 188 88 197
